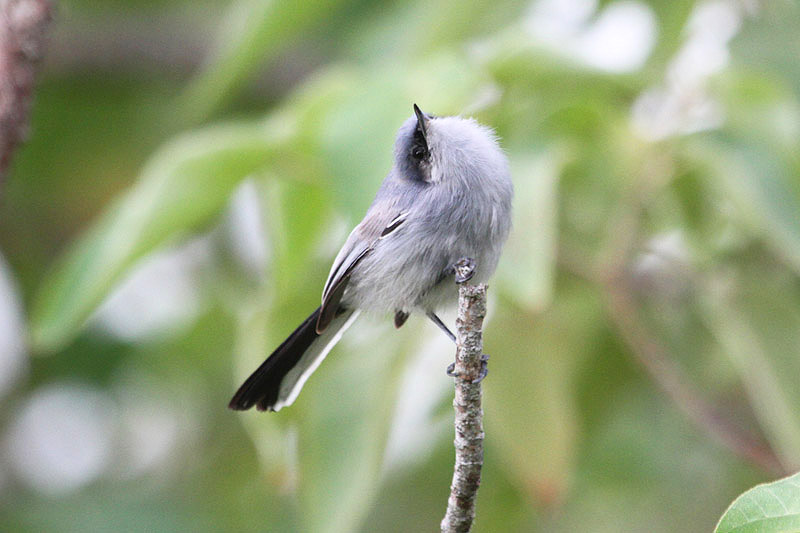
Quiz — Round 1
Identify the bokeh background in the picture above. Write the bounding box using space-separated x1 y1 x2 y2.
2 0 800 531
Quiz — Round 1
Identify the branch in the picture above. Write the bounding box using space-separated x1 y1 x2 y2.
0 0 52 189
441 283 487 533
603 272 785 475
560 241 784 475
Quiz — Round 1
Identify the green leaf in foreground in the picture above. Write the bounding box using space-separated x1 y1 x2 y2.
31 121 292 352
715 471 800 533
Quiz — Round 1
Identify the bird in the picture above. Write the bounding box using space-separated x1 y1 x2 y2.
229 104 513 412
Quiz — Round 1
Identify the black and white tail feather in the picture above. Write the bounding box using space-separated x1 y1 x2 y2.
229 104 513 412
228 308 359 411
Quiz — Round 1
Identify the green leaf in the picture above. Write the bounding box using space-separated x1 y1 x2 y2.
640 0 696 69
484 284 602 505
180 0 353 121
715 471 800 533
688 136 800 276
495 145 566 311
31 121 292 352
293 319 411 533
730 2 800 97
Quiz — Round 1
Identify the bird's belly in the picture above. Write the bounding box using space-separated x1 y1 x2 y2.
341 222 500 315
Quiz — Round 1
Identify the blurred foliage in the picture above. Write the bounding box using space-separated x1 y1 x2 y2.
2 0 800 531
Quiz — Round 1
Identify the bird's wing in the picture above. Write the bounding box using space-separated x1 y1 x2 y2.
316 209 408 333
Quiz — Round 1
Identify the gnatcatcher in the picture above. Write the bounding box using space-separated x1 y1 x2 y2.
229 104 513 412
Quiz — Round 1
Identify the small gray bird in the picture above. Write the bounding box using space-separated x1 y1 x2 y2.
229 104 513 412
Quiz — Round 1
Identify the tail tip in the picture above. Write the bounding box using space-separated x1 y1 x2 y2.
228 393 279 412
228 393 252 411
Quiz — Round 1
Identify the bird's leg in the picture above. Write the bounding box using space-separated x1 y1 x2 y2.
427 312 456 343
452 257 476 284
428 313 469 378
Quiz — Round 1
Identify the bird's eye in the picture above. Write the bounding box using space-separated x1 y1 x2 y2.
411 145 427 160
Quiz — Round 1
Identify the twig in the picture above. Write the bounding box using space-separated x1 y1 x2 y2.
559 242 784 475
441 283 487 533
604 271 785 475
0 0 52 189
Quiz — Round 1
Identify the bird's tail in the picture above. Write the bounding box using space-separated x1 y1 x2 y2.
229 307 359 412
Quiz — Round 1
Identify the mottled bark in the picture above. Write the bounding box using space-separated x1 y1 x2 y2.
0 0 52 188
441 283 487 533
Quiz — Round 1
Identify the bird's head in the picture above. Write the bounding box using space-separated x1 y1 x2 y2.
393 104 508 187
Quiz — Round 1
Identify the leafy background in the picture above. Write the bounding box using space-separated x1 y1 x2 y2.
1 0 799 531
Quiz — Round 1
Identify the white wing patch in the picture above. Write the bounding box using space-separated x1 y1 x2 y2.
380 211 408 238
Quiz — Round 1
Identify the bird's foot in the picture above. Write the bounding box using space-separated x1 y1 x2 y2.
446 353 489 383
453 257 476 284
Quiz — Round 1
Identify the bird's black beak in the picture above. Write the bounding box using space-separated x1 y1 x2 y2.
413 103 428 140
